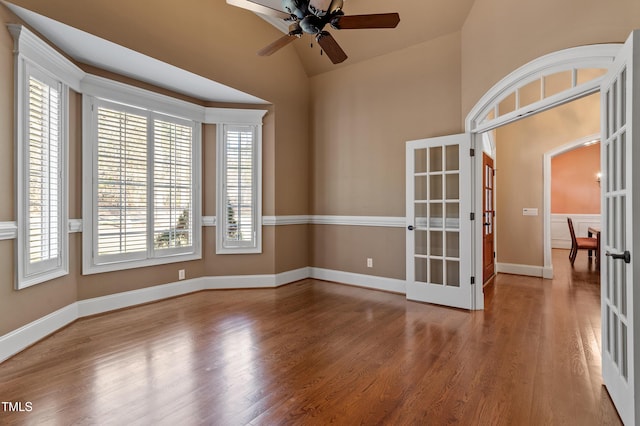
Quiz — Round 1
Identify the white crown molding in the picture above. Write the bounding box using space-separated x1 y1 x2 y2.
204 107 268 125
81 74 207 122
7 24 85 91
0 222 17 240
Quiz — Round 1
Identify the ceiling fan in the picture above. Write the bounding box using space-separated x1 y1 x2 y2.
226 0 400 64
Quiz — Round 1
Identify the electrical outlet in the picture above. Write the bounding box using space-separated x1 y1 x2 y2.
178 269 186 280
367 258 373 268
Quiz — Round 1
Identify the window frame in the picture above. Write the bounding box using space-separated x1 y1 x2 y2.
82 77 202 275
11 26 81 290
216 123 262 254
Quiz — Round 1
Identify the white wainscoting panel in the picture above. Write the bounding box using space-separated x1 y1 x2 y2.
551 214 601 249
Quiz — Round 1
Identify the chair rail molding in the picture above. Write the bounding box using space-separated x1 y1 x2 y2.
0 222 18 240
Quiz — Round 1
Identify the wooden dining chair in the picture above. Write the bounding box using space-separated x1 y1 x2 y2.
567 218 598 266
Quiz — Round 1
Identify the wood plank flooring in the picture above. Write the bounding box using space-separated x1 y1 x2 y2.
0 250 622 425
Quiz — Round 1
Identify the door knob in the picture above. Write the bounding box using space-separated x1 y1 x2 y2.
606 250 631 264
407 225 415 231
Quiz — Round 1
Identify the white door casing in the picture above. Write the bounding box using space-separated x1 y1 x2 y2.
600 30 639 425
406 134 474 310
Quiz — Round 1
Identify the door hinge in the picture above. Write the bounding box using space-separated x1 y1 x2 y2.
494 251 496 258
470 148 475 157
471 276 476 285
470 212 475 221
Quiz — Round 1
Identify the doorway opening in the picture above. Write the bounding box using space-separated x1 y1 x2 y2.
479 93 601 280
466 45 619 296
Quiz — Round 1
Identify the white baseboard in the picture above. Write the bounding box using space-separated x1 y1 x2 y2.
77 277 208 318
496 262 553 279
0 304 78 363
310 267 406 294
0 267 311 364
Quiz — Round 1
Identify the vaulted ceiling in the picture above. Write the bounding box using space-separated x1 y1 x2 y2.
240 0 477 76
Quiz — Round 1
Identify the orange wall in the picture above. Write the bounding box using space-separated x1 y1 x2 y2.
551 143 600 214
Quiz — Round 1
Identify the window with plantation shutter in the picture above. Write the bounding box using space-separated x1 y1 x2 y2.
16 64 68 289
153 119 193 253
96 106 148 260
217 124 262 254
84 96 201 274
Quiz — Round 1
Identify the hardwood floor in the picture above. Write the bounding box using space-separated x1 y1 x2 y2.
0 250 622 425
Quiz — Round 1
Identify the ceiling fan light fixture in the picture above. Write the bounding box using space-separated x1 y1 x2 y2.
228 0 400 64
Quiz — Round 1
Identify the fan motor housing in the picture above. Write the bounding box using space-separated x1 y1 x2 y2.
300 15 323 34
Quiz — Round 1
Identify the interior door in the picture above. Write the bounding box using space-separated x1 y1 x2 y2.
482 153 495 283
406 134 473 309
600 31 638 425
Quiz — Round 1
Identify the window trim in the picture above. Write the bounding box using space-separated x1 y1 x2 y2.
216 124 262 254
209 109 266 255
10 25 83 289
82 82 203 275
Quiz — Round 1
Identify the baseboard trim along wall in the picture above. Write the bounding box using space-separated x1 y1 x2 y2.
309 267 406 294
2 266 407 363
496 262 554 279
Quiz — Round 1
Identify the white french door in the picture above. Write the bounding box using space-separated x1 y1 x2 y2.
405 134 473 309
601 31 639 425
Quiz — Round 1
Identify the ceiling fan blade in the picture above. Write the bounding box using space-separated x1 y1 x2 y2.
316 31 347 64
331 13 400 30
226 0 291 20
257 33 298 56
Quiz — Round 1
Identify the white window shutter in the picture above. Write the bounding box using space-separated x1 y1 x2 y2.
217 124 261 254
85 96 201 274
27 75 61 266
153 119 193 252
96 106 148 260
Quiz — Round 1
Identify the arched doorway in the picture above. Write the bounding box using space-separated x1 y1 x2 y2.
466 44 620 287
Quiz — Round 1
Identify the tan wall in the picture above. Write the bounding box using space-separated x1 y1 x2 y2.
551 143 601 214
495 94 600 267
461 0 640 118
311 225 405 280
4 0 640 338
309 32 463 277
311 31 463 217
0 1 310 335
